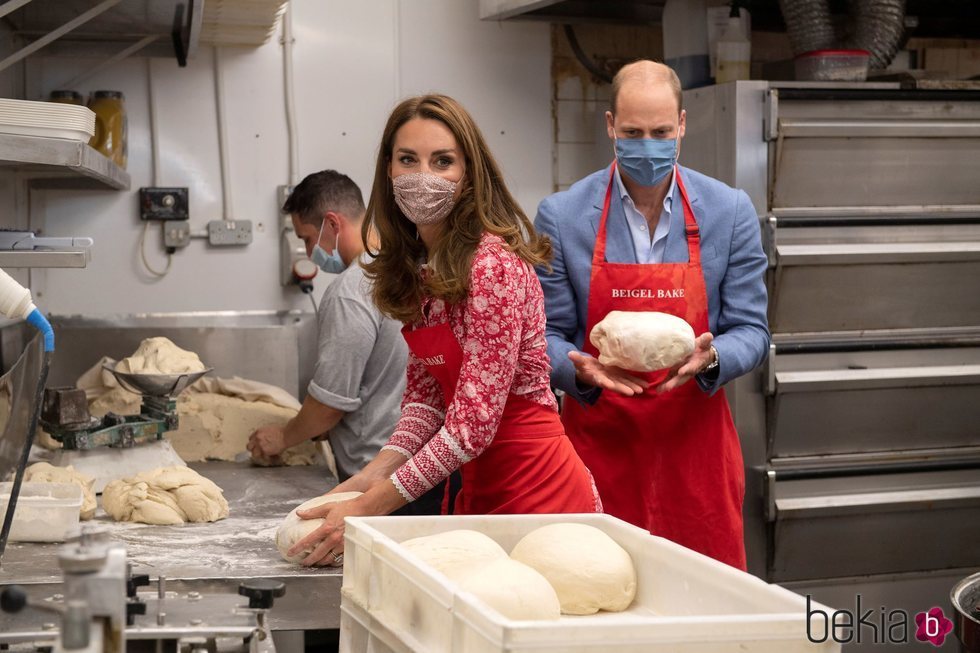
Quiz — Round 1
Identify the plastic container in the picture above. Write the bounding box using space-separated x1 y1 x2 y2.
87 90 127 169
0 481 83 542
795 49 870 82
48 90 85 106
715 14 751 83
341 514 841 653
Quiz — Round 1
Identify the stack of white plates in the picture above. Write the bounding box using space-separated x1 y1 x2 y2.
0 98 96 143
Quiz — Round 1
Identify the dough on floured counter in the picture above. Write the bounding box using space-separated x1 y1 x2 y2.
47 386 316 466
115 337 206 375
102 466 229 525
23 462 97 520
276 492 363 564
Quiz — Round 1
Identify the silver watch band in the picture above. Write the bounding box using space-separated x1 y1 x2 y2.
703 345 719 372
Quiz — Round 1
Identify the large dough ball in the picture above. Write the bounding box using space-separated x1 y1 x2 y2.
457 558 561 621
116 337 206 375
102 466 228 525
590 311 695 372
510 523 636 615
276 492 363 564
400 529 508 582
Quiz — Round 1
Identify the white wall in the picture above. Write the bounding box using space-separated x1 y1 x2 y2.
14 0 550 316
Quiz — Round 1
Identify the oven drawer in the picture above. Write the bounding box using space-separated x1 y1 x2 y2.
768 346 980 457
767 468 980 582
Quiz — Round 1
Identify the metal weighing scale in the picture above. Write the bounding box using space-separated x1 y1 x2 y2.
39 365 213 492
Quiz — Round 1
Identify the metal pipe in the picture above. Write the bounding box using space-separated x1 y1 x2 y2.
848 0 906 70
777 0 835 56
0 0 124 73
281 2 298 188
0 0 35 21
213 47 232 221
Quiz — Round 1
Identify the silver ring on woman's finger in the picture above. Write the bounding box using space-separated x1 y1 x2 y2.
333 552 344 564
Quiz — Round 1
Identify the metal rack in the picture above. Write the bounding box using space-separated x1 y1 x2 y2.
0 133 130 191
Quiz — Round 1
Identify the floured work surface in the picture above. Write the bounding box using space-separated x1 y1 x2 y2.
0 461 345 631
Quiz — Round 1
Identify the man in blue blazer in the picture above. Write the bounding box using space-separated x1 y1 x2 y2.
534 60 769 568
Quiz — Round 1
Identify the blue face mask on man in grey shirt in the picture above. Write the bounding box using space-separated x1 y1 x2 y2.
615 137 677 187
311 219 347 274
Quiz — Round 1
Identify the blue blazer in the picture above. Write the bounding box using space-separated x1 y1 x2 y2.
534 164 770 403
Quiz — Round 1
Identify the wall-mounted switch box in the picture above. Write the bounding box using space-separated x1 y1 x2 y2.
207 219 252 246
139 187 189 221
163 220 191 249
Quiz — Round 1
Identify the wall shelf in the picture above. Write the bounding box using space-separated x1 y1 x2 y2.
0 250 90 269
0 133 130 190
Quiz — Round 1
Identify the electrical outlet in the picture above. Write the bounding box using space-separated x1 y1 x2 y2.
163 220 191 249
207 220 252 246
139 187 189 221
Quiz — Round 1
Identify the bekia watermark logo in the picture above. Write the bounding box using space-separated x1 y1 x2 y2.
914 607 954 647
806 595 955 646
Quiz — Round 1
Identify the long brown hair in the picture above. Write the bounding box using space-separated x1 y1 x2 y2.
361 94 552 324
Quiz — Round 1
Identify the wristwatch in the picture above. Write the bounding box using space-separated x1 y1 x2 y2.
703 346 720 372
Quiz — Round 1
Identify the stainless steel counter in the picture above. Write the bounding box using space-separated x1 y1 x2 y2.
0 461 343 631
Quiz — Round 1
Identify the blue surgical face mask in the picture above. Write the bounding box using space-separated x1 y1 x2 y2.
310 220 346 274
615 137 677 187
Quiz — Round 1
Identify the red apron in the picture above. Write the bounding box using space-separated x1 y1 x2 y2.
562 164 746 569
402 320 598 515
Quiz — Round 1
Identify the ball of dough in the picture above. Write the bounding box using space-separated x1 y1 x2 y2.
457 558 561 620
510 523 636 615
115 337 206 375
102 466 229 525
400 529 508 582
24 462 97 520
276 492 363 564
590 311 695 372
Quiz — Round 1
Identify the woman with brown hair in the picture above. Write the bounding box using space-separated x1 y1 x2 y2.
287 94 600 566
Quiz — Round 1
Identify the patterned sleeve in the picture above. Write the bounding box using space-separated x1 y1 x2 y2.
381 350 445 460
391 247 526 501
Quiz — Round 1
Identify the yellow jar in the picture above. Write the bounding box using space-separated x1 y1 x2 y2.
87 90 127 169
48 90 84 106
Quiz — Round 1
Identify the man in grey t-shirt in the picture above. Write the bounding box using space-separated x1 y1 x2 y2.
247 170 405 481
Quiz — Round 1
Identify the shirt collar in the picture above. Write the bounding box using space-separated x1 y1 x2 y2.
614 164 676 213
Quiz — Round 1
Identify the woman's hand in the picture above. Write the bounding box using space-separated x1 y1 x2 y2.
288 479 409 566
569 351 649 396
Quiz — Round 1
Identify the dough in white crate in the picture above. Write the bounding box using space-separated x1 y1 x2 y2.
589 310 695 372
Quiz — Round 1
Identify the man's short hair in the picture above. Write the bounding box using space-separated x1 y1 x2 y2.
282 170 365 227
610 60 683 116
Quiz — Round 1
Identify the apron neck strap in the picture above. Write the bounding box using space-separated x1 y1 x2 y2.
594 163 701 266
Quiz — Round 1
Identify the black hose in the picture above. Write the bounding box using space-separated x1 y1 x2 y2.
563 25 613 84
0 350 52 561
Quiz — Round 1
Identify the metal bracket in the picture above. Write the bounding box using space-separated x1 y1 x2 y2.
766 342 777 396
762 214 778 269
171 1 194 67
764 89 779 142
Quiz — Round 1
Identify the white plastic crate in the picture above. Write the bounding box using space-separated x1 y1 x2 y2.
0 481 83 542
341 514 840 653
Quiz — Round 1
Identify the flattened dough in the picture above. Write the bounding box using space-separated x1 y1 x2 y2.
102 466 229 525
276 492 363 564
590 310 695 372
510 523 637 615
400 529 508 582
115 337 206 375
458 557 561 620
24 462 97 520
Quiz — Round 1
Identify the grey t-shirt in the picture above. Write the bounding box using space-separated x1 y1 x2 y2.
308 255 407 480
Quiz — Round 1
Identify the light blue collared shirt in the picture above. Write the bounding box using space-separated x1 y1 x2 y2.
614 165 676 264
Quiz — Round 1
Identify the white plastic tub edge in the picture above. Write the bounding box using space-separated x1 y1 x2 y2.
0 481 83 542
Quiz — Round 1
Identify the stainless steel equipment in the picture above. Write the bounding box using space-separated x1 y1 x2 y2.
682 81 980 652
952 572 980 652
1 525 281 653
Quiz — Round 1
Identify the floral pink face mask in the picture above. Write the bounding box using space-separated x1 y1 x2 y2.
392 172 457 225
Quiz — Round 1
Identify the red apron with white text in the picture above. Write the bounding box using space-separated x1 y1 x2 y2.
562 164 746 569
402 321 597 515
